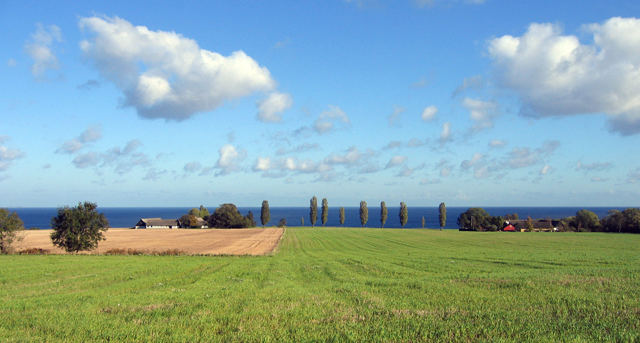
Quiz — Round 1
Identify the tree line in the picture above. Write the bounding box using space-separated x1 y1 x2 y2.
303 196 445 229
456 207 640 233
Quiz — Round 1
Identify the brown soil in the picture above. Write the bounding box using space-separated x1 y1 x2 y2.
15 228 284 256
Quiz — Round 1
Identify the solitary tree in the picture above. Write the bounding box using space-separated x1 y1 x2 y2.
380 201 388 228
339 207 345 226
50 202 109 253
261 200 270 227
399 202 408 228
359 201 368 227
310 196 318 228
0 209 24 254
438 202 447 230
421 216 426 228
301 216 305 226
278 218 287 228
321 198 329 226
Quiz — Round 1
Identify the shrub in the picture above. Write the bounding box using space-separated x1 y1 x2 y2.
18 248 49 255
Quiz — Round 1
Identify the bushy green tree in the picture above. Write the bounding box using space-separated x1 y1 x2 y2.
359 201 368 227
601 210 623 232
439 202 447 230
321 198 329 226
399 202 408 228
246 211 257 227
179 214 199 228
380 201 388 228
622 208 640 233
261 200 270 227
576 209 600 231
189 205 210 219
199 205 210 219
310 196 318 228
601 208 640 233
457 208 491 231
0 209 24 254
278 218 287 228
208 204 251 228
50 202 109 253
526 216 534 232
339 207 345 226
505 213 519 220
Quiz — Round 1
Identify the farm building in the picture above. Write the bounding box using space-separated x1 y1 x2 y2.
505 219 560 232
503 224 516 232
177 217 209 228
134 218 179 229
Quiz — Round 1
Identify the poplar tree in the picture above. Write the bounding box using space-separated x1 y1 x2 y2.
260 200 270 227
310 196 318 228
421 216 426 228
339 207 345 226
360 201 368 227
301 216 305 226
439 202 447 230
399 202 408 228
380 201 388 228
321 198 329 226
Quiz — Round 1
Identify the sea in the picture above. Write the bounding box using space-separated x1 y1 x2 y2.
7 207 625 230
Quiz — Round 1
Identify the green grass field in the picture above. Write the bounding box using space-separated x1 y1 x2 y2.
1 228 639 342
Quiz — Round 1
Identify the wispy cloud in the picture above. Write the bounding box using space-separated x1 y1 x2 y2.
24 23 62 78
56 126 102 154
314 105 350 134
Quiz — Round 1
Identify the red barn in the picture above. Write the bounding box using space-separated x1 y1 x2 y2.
503 224 516 232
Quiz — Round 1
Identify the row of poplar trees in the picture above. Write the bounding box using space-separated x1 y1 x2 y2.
259 197 447 229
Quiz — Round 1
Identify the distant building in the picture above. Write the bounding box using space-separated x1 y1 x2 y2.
504 219 560 232
134 218 179 229
178 217 209 229
503 224 516 232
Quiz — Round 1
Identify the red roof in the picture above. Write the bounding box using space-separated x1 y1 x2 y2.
503 224 516 231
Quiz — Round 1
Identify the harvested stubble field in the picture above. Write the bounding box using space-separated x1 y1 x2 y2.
1 228 639 342
14 228 283 255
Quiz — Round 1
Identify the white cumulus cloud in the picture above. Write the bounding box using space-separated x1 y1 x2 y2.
79 16 277 120
489 17 640 135
253 157 272 171
257 92 293 122
421 105 438 121
215 144 245 175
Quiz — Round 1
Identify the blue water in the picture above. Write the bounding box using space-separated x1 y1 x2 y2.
8 207 625 229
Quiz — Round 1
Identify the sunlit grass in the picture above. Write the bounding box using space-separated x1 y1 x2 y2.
1 228 638 342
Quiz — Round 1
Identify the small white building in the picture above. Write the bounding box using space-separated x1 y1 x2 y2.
134 218 179 229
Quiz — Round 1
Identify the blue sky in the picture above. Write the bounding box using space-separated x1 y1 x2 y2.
1 0 640 207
